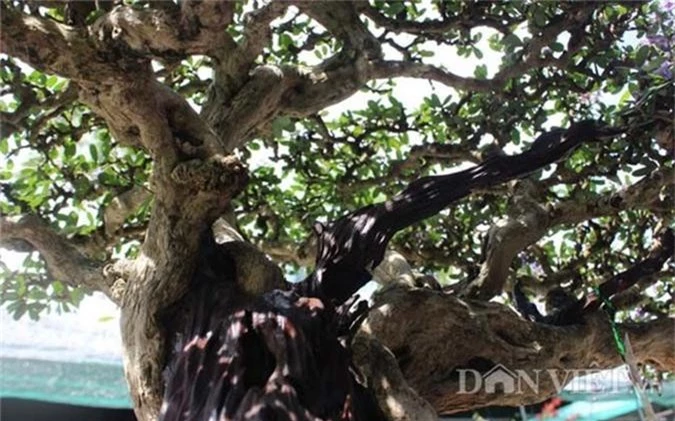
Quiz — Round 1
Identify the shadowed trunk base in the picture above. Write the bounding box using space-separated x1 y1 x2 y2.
159 235 385 421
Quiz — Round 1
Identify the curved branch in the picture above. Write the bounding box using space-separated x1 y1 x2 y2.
200 2 600 149
280 57 374 117
295 1 381 59
0 215 122 303
205 65 288 151
0 4 142 81
513 228 673 325
365 285 675 415
550 165 674 226
463 180 549 299
370 6 596 94
200 2 289 141
610 267 674 312
372 60 491 92
585 228 674 313
352 330 437 421
359 3 510 34
103 185 152 236
299 120 619 305
90 2 236 58
371 53 560 94
464 165 674 300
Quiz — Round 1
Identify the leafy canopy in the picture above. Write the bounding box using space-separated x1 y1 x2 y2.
0 0 673 320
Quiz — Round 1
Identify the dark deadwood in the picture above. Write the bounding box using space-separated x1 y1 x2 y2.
297 120 622 304
160 120 624 420
159 231 386 421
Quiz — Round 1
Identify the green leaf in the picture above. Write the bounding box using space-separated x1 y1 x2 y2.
64 142 76 159
474 64 488 79
510 128 521 144
635 45 650 66
29 288 48 300
386 2 406 15
28 307 40 321
52 281 64 295
12 304 27 320
46 75 58 88
473 47 484 59
551 42 565 52
52 79 67 92
279 33 293 48
28 70 46 84
533 9 547 27
89 144 98 162
271 116 292 138
502 34 522 49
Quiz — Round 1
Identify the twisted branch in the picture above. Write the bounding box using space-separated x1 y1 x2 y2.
0 215 121 303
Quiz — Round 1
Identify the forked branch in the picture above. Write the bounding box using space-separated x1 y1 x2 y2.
298 120 623 305
513 228 674 325
0 214 121 302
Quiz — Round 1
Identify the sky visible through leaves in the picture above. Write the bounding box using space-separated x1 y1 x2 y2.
0 1 673 364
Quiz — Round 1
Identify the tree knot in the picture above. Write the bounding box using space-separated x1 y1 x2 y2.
170 155 248 194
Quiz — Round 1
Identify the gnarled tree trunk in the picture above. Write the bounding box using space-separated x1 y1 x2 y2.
0 2 673 421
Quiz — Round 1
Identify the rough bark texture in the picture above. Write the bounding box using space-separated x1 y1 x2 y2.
465 165 675 301
0 215 120 301
363 285 674 415
1 2 672 421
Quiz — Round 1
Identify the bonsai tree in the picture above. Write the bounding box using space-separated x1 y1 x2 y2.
1 1 672 420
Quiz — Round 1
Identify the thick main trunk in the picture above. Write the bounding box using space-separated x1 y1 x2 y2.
123 121 646 420
2 4 668 421
123 243 674 421
151 233 387 421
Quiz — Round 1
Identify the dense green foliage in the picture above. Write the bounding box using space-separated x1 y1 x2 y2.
1 0 673 321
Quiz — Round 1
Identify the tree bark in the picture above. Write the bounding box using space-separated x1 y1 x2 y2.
363 284 674 415
1 3 672 421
